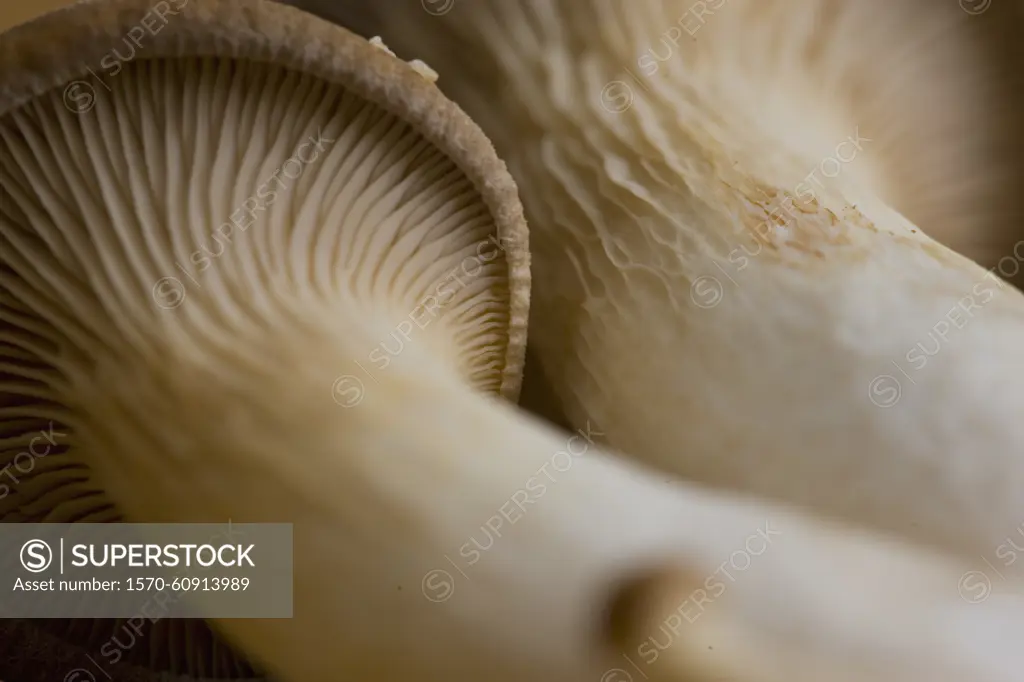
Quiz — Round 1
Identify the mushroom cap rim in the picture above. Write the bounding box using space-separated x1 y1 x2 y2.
0 0 530 402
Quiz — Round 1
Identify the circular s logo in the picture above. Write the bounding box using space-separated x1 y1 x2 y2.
332 375 366 408
959 0 992 15
690 275 724 309
152 277 186 309
868 375 901 408
62 81 97 114
421 569 455 603
600 81 635 114
958 570 993 604
422 0 456 16
20 539 53 573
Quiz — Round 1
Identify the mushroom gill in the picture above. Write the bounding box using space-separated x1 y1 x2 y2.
0 0 527 679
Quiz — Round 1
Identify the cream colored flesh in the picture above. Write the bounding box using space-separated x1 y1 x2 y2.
316 0 1024 560
57 303 1024 682
0 55 512 677
2 6 1024 682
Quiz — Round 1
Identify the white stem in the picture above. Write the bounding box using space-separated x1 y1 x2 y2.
64 294 1024 682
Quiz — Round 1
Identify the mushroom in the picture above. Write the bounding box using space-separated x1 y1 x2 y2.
3 2 1022 681
306 0 1024 559
0 0 526 678
42 336 1024 682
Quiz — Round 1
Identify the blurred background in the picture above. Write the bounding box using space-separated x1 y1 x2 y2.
0 0 70 30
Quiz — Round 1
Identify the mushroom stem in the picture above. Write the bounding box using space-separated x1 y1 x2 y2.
64 310 1024 681
313 0 1024 559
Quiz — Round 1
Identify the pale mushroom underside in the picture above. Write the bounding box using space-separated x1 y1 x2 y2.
0 54 519 681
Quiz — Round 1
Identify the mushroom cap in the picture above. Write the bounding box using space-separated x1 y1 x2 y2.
0 0 529 679
0 0 529 398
